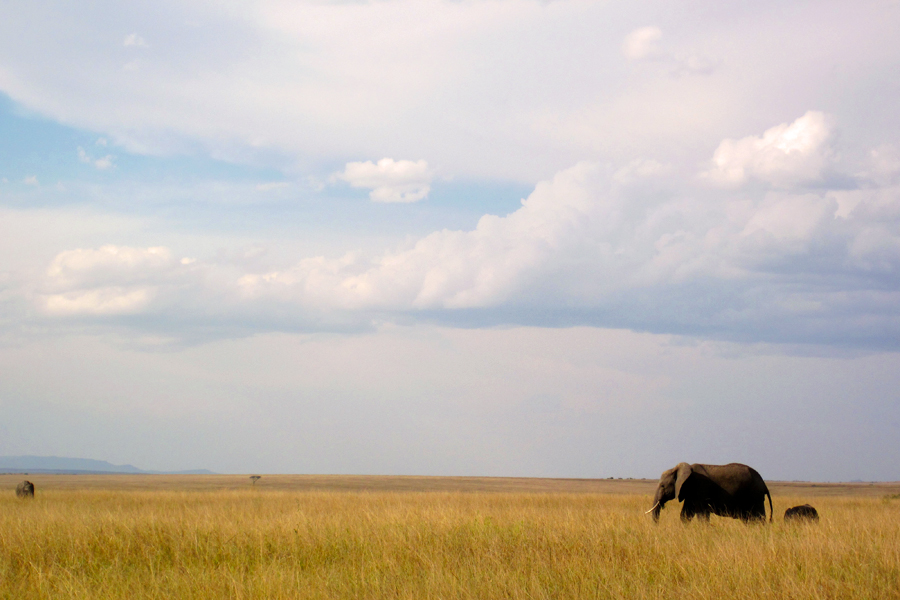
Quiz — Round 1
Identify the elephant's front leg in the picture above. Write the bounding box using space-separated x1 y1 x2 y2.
681 500 711 523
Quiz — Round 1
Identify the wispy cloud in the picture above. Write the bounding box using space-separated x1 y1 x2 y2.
78 147 114 170
622 26 664 61
123 33 148 48
255 182 290 192
622 25 716 75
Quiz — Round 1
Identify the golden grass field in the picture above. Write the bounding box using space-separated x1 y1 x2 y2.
1 475 899 599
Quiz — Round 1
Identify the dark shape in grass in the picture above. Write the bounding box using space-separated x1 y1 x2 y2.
784 504 819 522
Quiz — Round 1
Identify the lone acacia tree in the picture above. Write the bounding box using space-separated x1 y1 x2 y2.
250 475 261 486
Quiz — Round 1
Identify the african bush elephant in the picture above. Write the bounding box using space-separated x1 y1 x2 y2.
784 504 818 522
15 480 34 498
647 463 772 523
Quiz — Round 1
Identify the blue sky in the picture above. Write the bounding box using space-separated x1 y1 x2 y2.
1 0 899 480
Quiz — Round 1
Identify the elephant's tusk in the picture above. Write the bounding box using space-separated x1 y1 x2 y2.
645 501 660 514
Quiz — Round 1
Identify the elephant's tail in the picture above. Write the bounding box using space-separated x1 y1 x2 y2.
766 488 773 523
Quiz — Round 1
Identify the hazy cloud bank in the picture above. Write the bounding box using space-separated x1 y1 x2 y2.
3 1 896 183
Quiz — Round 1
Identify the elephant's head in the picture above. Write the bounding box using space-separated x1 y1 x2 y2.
647 462 693 522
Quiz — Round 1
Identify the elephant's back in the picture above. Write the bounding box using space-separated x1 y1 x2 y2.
699 463 756 477
697 463 765 495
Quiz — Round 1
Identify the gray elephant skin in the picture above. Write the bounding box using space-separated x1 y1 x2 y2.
784 504 819 522
648 462 772 523
15 480 35 498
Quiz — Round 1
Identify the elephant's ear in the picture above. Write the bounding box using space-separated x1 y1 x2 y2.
675 463 693 501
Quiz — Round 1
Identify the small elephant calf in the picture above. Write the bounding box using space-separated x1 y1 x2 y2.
784 504 818 522
15 480 35 498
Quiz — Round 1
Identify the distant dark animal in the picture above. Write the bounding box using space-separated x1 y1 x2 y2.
15 480 34 498
647 462 773 523
784 504 819 522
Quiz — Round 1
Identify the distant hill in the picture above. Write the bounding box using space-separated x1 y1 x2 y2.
0 455 215 475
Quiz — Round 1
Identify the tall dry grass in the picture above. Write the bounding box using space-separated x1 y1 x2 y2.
1 490 898 599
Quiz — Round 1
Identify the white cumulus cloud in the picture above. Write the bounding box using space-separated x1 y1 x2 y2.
47 245 174 282
29 115 900 347
701 111 834 187
41 245 188 316
241 147 900 331
44 287 153 315
242 162 600 310
337 158 432 203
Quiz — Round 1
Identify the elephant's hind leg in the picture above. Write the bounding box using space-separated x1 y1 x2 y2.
748 500 767 522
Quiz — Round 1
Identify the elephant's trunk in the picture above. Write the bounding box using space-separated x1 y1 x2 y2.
646 501 661 522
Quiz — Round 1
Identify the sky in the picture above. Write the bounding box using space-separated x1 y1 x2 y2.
1 0 899 481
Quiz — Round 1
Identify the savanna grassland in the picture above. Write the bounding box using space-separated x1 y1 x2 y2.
1 475 899 599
